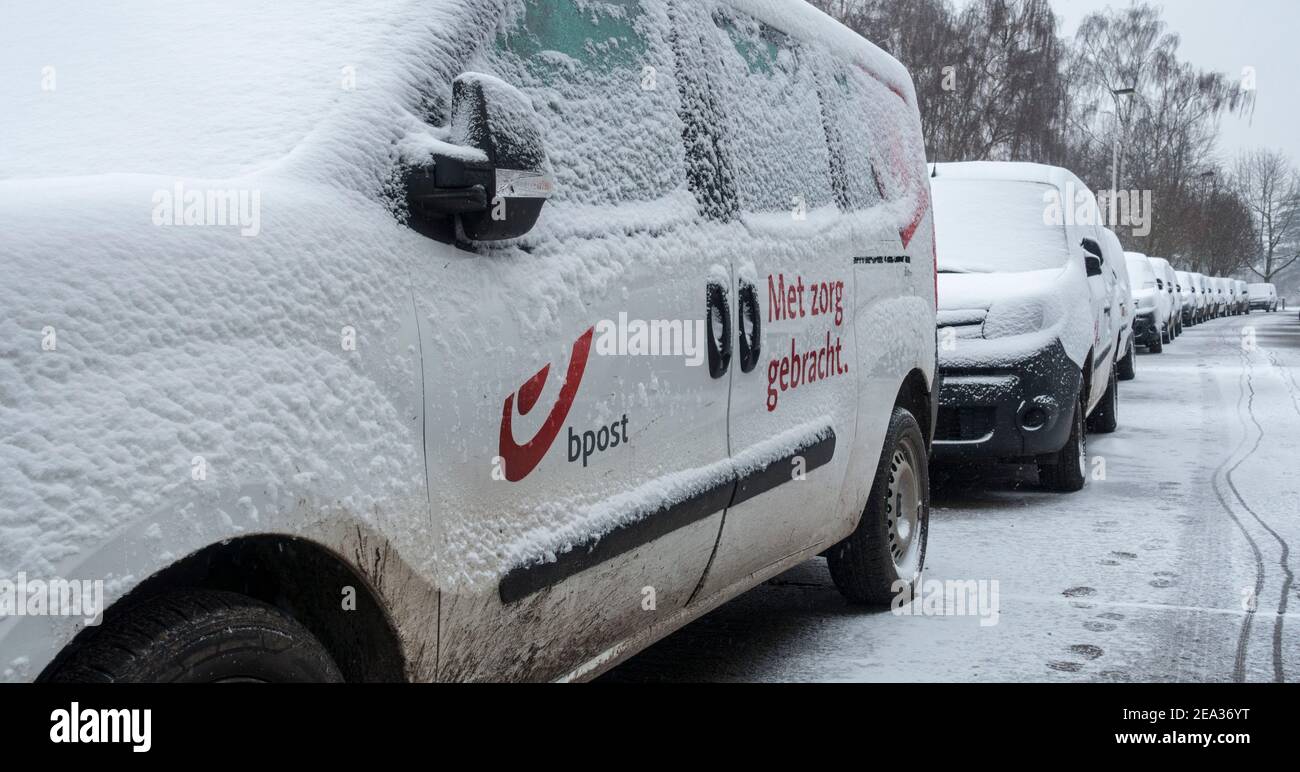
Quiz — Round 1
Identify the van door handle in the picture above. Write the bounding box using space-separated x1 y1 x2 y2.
706 281 732 380
738 279 762 374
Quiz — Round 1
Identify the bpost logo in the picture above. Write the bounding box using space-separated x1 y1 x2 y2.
498 328 594 482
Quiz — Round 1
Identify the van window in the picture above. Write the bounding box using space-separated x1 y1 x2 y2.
707 8 836 214
933 180 1069 274
482 0 686 208
820 65 886 212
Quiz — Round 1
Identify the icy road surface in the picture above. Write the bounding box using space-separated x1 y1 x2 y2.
607 312 1300 683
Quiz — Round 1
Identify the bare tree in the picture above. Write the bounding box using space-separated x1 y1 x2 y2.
1234 149 1300 283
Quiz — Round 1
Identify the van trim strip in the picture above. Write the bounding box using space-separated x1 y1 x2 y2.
498 431 837 605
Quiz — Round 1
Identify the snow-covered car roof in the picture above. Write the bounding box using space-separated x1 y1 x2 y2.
931 161 1086 191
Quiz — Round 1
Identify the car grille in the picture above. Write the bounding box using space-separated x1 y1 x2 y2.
935 406 996 442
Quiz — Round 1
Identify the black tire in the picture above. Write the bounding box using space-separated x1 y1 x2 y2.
1161 325 1171 344
828 407 929 607
1117 341 1137 381
1148 334 1163 354
1038 393 1087 493
1087 363 1119 434
43 590 343 683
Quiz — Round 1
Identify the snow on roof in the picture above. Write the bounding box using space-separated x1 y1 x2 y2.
931 161 1087 192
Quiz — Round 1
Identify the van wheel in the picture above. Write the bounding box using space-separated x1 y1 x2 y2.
828 407 929 607
42 590 343 683
1148 335 1163 354
1087 364 1119 434
1038 394 1087 493
1117 342 1137 381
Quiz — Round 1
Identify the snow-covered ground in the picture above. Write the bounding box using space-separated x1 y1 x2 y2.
607 312 1300 682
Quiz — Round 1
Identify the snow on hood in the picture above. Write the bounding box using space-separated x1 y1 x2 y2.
938 266 1094 369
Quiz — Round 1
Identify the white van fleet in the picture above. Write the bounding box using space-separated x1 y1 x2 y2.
931 162 1118 493
0 0 938 682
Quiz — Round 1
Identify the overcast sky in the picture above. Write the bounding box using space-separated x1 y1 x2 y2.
1048 0 1299 164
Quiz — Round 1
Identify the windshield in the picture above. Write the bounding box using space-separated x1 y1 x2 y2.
0 0 413 180
934 179 1070 274
1126 256 1157 288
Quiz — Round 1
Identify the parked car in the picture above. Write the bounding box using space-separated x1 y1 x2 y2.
1235 280 1251 314
1127 253 1169 352
1184 272 1205 324
1101 228 1137 380
1249 283 1278 313
1206 276 1227 315
1176 271 1198 327
1148 257 1182 339
2 0 939 682
932 162 1117 493
1192 272 1212 323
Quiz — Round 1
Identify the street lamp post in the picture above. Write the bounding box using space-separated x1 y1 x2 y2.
1111 87 1137 199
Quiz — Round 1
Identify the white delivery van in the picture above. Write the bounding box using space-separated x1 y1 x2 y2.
1176 271 1197 327
1 0 938 682
1148 257 1182 339
1234 280 1250 315
1126 253 1169 353
932 162 1118 493
1101 229 1137 380
1249 283 1279 313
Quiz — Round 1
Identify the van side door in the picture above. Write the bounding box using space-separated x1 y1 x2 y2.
419 0 730 681
681 4 862 599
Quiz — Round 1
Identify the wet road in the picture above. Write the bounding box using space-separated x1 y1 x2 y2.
606 311 1300 682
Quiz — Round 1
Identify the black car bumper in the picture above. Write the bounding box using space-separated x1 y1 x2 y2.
933 340 1082 462
1132 311 1160 347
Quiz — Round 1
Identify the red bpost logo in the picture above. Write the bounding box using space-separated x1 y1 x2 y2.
498 328 595 482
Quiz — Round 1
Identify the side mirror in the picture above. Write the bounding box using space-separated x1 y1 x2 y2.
1156 279 1164 290
406 73 555 242
1081 239 1104 278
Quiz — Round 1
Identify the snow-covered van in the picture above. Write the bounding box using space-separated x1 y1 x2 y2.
931 162 1118 493
1147 257 1182 339
1206 276 1223 319
1206 276 1223 317
1218 277 1234 316
1 0 938 682
1249 283 1278 312
1234 280 1251 315
1126 253 1169 353
1190 272 1209 323
1100 228 1137 381
1176 271 1197 327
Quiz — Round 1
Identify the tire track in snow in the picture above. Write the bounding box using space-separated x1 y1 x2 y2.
1207 342 1266 682
1226 351 1290 682
1209 319 1293 682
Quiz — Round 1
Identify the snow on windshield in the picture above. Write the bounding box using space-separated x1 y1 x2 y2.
0 0 419 180
933 179 1069 274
